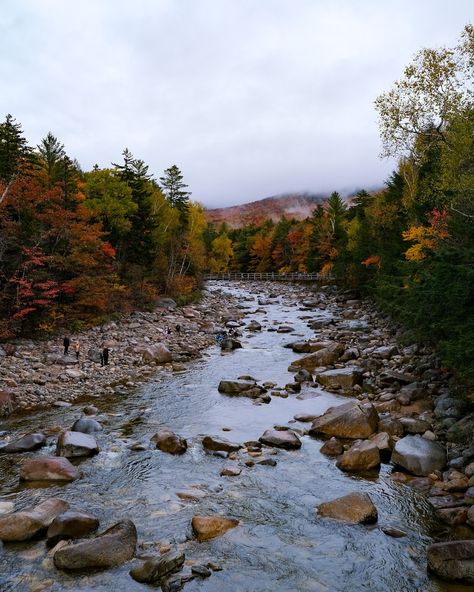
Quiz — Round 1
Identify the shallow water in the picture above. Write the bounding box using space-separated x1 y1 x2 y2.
0 282 470 591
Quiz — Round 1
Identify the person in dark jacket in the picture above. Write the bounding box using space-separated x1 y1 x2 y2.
102 347 109 366
63 337 70 356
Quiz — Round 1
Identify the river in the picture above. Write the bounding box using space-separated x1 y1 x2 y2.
0 282 468 592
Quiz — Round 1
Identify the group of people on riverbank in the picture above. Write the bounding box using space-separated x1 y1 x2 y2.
63 337 110 366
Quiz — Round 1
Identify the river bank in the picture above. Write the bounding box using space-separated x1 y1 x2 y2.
1 280 474 590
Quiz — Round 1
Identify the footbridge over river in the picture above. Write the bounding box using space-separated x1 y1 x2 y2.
204 272 332 282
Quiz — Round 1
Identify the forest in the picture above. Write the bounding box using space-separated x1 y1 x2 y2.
1 25 473 380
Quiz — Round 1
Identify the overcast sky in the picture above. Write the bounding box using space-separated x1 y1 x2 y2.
1 1 471 207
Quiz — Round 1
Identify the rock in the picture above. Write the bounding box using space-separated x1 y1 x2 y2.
220 338 242 351
151 430 187 455
83 405 98 415
176 489 207 501
277 325 294 333
191 564 212 577
294 413 319 422
220 466 241 476
369 432 394 460
381 526 407 538
247 320 262 331
427 540 474 583
65 369 85 379
317 492 378 524
372 345 397 359
56 431 99 458
0 502 14 515
399 417 432 434
156 298 177 309
316 367 363 390
258 458 277 466
291 343 344 372
0 433 46 453
20 457 79 481
0 390 13 417
259 429 301 450
0 498 69 541
378 416 404 437
54 519 137 570
191 515 239 541
336 440 381 472
47 511 99 547
130 550 185 583
320 437 344 456
294 368 313 383
140 344 173 364
309 401 379 439
202 435 241 453
71 418 102 434
218 380 257 394
291 340 332 354
391 435 446 476
446 416 474 444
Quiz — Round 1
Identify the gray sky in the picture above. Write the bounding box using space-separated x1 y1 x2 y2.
1 1 471 207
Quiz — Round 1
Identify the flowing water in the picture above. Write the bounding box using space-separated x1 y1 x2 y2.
0 282 469 592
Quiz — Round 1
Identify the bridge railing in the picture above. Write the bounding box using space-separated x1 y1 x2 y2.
203 272 332 282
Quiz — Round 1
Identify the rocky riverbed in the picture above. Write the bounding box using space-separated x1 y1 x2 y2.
1 280 474 591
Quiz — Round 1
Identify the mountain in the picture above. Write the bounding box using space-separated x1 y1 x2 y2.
205 193 327 228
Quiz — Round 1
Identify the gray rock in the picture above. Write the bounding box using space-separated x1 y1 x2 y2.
391 435 446 476
427 540 474 583
71 418 102 434
259 428 301 450
130 550 185 583
309 401 379 439
0 498 69 541
56 431 99 458
202 435 241 453
0 432 46 453
47 511 99 547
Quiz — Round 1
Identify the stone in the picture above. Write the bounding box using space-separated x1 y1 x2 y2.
151 430 187 455
218 380 258 395
378 416 404 437
0 391 14 417
191 515 239 541
0 433 46 453
47 511 99 547
220 338 242 351
316 367 363 390
372 345 397 359
436 507 468 525
399 417 432 434
54 519 137 570
71 418 102 434
258 458 277 466
140 344 173 364
336 440 381 472
259 429 301 450
83 405 98 415
0 502 14 515
391 435 446 476
56 431 99 458
20 457 79 481
156 298 177 309
0 498 69 541
294 368 313 383
294 413 319 422
220 466 241 476
202 435 241 453
309 401 379 439
369 432 394 460
427 540 474 583
381 526 407 538
291 343 344 372
130 550 185 583
247 320 262 331
291 340 332 354
191 564 212 577
320 437 344 456
317 492 378 524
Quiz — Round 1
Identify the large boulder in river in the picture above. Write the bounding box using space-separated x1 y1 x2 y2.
336 440 380 472
71 418 102 434
151 430 187 455
47 511 99 547
291 340 333 354
20 456 79 482
391 435 446 476
140 344 173 364
220 337 242 351
309 401 379 439
130 550 185 583
218 380 264 398
54 519 137 570
259 429 302 450
0 498 69 542
247 320 262 331
291 343 344 372
191 515 239 541
0 433 46 453
317 492 378 524
316 367 363 390
427 540 474 583
202 435 241 453
56 431 99 458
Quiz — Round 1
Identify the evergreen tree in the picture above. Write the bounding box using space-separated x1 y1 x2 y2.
159 165 191 224
0 114 32 202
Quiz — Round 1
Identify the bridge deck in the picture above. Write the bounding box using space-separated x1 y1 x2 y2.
204 272 331 282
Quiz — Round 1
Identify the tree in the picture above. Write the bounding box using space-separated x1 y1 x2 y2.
37 132 66 187
0 114 32 204
159 165 191 224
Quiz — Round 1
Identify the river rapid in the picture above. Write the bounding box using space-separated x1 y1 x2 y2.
0 281 468 592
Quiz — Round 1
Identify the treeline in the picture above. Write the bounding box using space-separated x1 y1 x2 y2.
0 118 206 338
205 25 474 381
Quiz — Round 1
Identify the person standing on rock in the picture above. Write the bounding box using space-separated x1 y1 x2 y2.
102 347 109 366
74 342 80 360
63 336 70 356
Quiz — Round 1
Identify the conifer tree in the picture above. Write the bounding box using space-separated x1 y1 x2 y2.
159 165 191 224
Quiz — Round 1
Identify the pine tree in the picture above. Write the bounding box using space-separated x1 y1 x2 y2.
0 114 32 203
159 165 191 224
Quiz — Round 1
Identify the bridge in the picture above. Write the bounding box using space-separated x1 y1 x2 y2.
203 272 332 282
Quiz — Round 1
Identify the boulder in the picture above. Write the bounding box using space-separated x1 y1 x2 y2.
336 440 381 472
427 540 474 583
220 466 242 476
130 550 185 583
291 343 344 372
54 519 137 570
0 433 46 453
291 340 332 354
220 338 242 351
391 435 446 476
191 515 239 541
156 297 177 309
71 418 102 434
56 431 99 458
259 429 301 450
151 430 187 455
0 498 69 542
316 367 363 390
294 368 313 383
247 320 262 331
218 380 256 394
47 511 99 547
20 457 79 481
378 416 404 437
202 435 241 453
369 432 394 460
399 417 432 434
141 344 173 364
320 437 344 456
317 492 378 524
309 401 379 439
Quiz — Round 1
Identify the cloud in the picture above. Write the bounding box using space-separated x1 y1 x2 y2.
0 0 471 206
